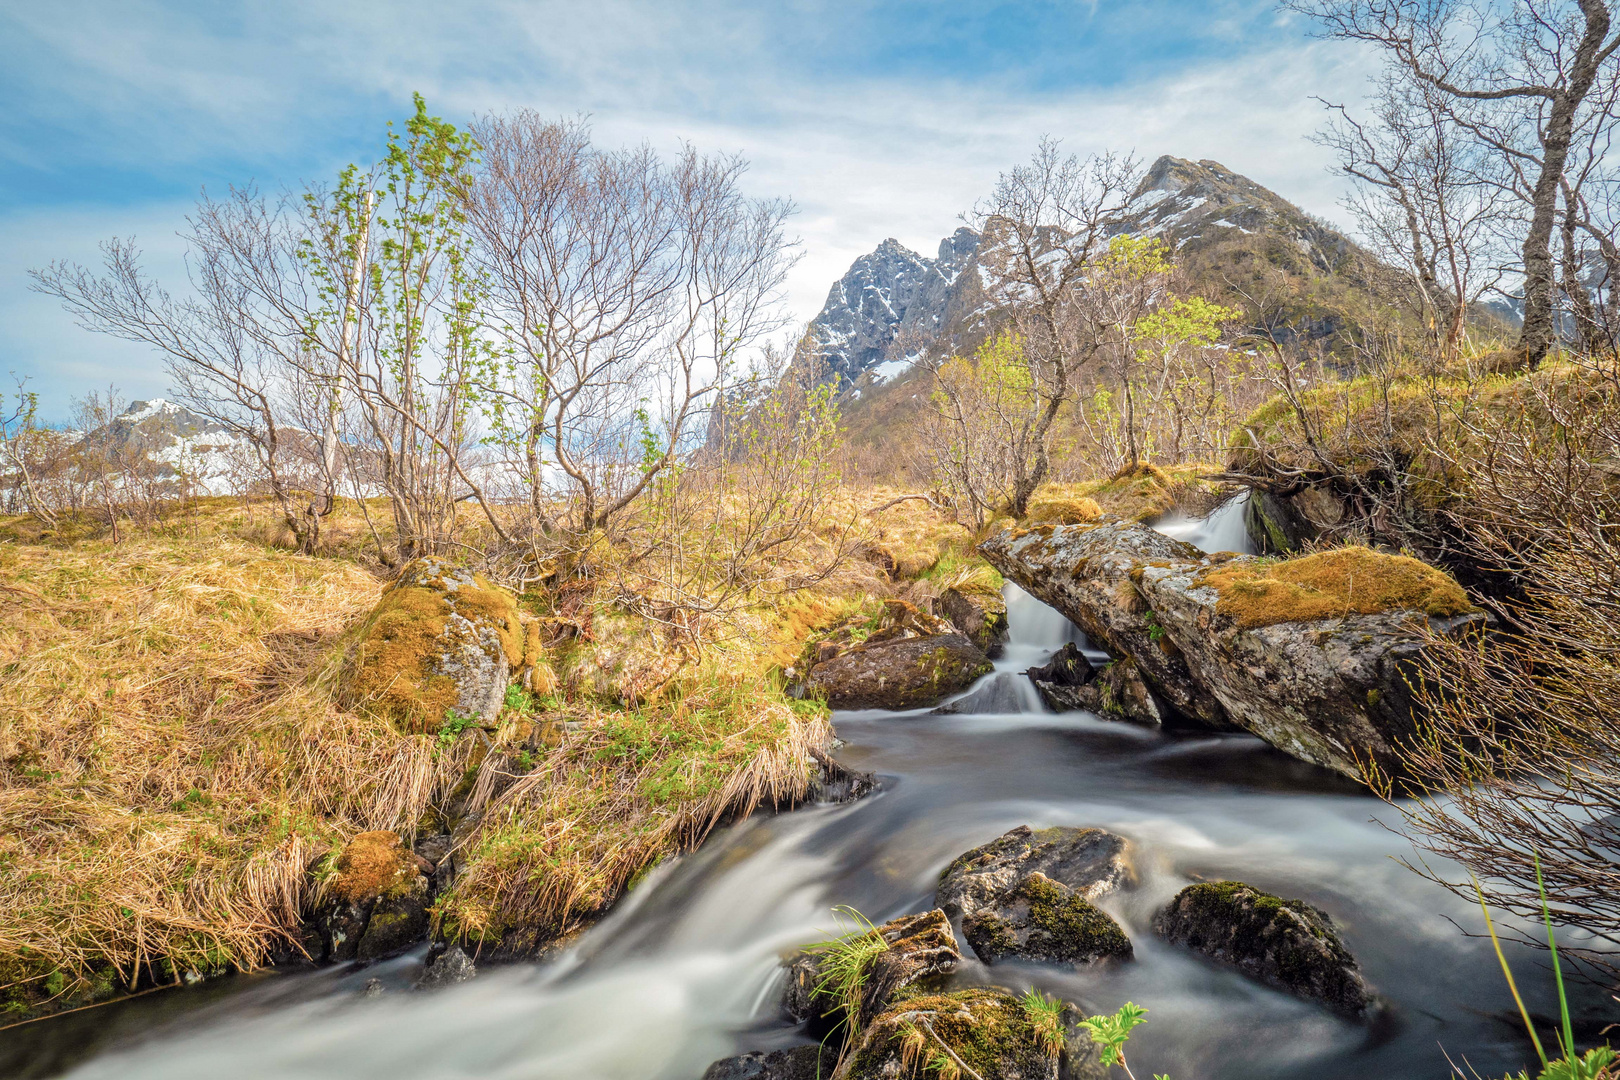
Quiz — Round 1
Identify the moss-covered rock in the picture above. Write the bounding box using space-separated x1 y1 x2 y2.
315 831 431 962
343 558 532 733
938 825 1132 923
835 987 1106 1080
1154 880 1375 1018
939 585 1010 658
806 632 992 710
981 520 1489 779
963 872 1133 966
783 909 961 1035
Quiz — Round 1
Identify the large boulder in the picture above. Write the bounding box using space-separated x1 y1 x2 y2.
981 521 1485 779
703 1045 841 1080
835 988 1107 1080
783 909 960 1034
937 826 1131 923
343 558 532 733
314 831 433 962
1154 881 1375 1019
806 635 992 710
963 872 1133 967
939 585 1010 658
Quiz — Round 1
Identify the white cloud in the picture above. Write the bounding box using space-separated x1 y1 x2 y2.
1 1 1381 417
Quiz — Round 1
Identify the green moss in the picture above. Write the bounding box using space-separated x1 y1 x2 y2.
849 988 1053 1080
1022 875 1133 961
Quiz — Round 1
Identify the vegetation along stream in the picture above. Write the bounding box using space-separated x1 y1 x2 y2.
3 500 1589 1080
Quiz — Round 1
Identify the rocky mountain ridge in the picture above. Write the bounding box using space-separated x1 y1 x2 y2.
803 154 1373 394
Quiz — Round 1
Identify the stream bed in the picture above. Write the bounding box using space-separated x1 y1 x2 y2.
5 498 1566 1079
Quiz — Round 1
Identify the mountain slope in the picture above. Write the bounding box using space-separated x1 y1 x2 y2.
805 155 1387 397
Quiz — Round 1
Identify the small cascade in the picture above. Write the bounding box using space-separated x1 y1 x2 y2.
1152 491 1255 555
938 584 1081 715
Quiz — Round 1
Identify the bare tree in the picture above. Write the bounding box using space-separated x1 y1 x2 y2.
968 140 1142 515
1316 72 1509 360
1292 0 1620 368
463 113 797 562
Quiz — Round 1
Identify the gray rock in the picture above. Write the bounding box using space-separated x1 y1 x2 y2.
362 977 385 998
415 945 476 990
939 586 1010 658
981 520 1487 778
1154 880 1375 1018
962 871 1133 966
702 1045 839 1080
355 872 430 961
806 633 992 710
937 825 1132 923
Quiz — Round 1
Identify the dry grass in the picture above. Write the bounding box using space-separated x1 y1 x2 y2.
1198 546 1477 629
434 671 833 948
0 525 465 1013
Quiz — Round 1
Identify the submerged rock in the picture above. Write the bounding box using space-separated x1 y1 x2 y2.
702 1045 841 1080
939 585 1010 658
981 521 1486 778
1024 643 1095 712
836 987 1107 1080
414 944 476 990
937 826 1131 923
809 747 880 803
342 557 534 733
1154 881 1375 1018
962 871 1133 966
806 633 992 710
783 909 961 1033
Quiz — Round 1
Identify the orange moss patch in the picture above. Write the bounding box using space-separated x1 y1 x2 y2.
1199 546 1477 629
328 830 415 904
344 558 525 733
1025 495 1104 525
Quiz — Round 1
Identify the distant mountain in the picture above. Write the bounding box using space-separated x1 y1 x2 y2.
802 155 1383 395
80 399 248 496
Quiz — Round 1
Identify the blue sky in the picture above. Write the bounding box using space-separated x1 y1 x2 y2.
1 0 1372 421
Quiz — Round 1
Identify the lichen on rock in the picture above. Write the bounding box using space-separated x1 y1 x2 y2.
343 557 533 733
937 825 1132 923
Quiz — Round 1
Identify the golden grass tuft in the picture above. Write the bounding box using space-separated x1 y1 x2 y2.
0 529 465 1012
1198 546 1478 629
325 831 416 905
434 669 833 947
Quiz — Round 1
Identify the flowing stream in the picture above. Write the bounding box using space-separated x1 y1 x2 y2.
7 495 1569 1079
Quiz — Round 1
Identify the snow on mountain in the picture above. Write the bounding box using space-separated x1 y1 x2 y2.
801 155 1365 392
83 399 250 496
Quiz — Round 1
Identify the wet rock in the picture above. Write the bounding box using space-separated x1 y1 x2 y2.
981 523 1231 727
806 633 992 710
702 1045 840 1080
1154 880 1375 1018
982 520 1487 778
362 977 385 998
342 557 533 733
939 586 1010 658
1083 658 1169 725
963 872 1133 966
808 747 880 803
937 826 1131 923
312 831 432 962
1024 642 1095 711
783 909 961 1033
414 944 477 990
356 873 430 961
836 987 1107 1080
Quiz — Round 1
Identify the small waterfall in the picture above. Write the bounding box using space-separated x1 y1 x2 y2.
937 584 1079 715
1152 491 1255 556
